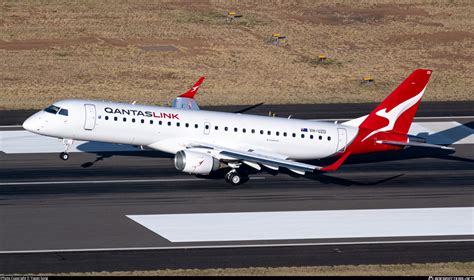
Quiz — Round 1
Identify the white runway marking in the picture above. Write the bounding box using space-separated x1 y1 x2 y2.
0 131 141 154
0 121 472 154
1 238 473 254
0 177 265 186
127 207 474 242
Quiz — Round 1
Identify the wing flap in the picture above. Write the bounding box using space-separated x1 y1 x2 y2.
219 150 321 173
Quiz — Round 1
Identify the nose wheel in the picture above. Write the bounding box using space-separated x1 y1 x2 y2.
59 138 74 161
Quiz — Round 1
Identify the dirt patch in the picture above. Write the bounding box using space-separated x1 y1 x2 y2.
293 4 429 25
0 37 100 50
0 36 211 56
429 50 473 63
139 46 179 52
388 31 474 45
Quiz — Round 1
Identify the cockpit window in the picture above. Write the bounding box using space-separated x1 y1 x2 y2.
58 108 69 116
44 105 60 114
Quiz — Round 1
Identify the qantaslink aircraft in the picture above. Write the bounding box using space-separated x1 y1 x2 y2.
23 69 452 185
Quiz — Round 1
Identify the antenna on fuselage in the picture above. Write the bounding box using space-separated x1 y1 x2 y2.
132 101 136 105
288 115 292 119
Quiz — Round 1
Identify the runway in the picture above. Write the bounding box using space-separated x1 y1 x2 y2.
0 103 473 273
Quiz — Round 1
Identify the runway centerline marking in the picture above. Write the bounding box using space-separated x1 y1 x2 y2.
127 207 474 242
0 238 473 254
0 177 266 186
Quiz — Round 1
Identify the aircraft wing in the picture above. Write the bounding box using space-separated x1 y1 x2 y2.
171 77 205 110
186 143 323 175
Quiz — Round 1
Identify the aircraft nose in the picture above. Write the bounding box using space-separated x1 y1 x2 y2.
22 116 39 132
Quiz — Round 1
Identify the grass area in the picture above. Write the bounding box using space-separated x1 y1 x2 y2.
46 262 474 276
1 0 473 109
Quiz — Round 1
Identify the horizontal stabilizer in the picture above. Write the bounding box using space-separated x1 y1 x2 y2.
376 140 455 150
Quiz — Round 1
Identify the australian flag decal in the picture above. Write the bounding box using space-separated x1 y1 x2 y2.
301 128 308 132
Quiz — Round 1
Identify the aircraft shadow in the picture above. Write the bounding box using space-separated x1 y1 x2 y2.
415 121 473 145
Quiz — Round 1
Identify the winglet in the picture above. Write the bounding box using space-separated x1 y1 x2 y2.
179 76 205 99
321 151 351 171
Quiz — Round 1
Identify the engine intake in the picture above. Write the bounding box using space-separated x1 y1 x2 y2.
174 150 220 175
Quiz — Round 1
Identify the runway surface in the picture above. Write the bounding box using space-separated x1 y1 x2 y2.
0 102 473 273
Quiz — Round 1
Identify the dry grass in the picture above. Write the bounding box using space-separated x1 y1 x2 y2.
38 262 474 276
1 0 473 109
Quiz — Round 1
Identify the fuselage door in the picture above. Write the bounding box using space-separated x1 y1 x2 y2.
203 121 210 135
337 128 347 152
84 104 96 130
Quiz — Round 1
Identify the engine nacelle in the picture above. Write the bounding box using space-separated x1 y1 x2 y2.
174 150 220 175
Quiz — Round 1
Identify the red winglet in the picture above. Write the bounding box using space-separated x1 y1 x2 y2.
321 151 351 171
179 76 205 99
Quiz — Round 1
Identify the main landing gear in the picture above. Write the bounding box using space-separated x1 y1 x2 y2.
224 169 249 186
59 138 74 161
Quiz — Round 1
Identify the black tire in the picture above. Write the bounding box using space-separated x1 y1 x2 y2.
60 152 69 161
229 172 242 186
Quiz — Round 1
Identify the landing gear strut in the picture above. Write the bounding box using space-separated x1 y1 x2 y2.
59 138 73 161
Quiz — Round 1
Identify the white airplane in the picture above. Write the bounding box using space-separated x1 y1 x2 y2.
23 69 452 185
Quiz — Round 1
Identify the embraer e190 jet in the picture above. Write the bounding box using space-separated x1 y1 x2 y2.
23 69 452 185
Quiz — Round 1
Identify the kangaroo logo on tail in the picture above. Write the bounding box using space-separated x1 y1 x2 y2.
362 87 426 142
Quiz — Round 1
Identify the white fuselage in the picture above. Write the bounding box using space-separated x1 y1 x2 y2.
23 99 359 160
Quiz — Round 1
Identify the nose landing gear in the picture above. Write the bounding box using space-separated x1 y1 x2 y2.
59 138 74 161
59 152 70 161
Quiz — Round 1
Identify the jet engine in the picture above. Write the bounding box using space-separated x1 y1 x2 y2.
174 150 220 175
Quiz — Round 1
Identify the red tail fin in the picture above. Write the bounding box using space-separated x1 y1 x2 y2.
359 69 432 141
179 76 205 99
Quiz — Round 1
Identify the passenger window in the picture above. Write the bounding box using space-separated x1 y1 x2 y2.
292 133 296 137
114 117 118 121
141 119 145 124
276 132 279 136
159 121 162 125
195 124 198 128
185 123 189 128
301 134 305 138
283 132 287 137
267 131 271 135
123 117 127 122
177 122 180 127
328 136 331 141
234 127 238 132
58 109 68 116
243 128 246 133
251 129 255 134
168 121 171 126
225 127 228 131
215 126 218 130
105 116 109 120
150 120 153 124
132 118 136 123
260 130 264 134
205 124 209 129
310 135 313 139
